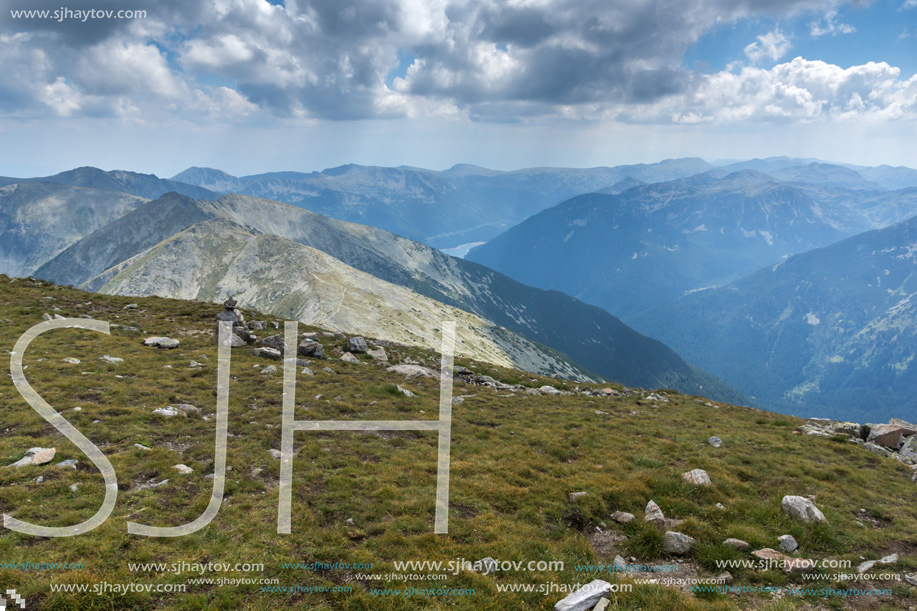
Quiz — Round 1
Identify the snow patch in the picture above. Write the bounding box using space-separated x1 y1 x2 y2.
759 230 774 246
563 230 575 243
805 312 820 326
569 218 587 227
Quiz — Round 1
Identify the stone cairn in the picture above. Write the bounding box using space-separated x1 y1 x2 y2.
214 297 252 346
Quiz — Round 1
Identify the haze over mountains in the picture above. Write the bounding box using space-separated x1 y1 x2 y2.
3 156 915 421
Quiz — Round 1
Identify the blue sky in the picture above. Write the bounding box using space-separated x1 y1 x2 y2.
1 0 916 176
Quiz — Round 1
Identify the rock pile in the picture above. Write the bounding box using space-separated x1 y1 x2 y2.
800 416 917 470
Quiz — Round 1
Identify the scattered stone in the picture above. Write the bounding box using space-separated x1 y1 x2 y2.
252 347 282 361
41 313 53 321
782 495 827 523
174 404 201 414
70 483 80 492
322 367 335 374
707 436 723 448
257 334 286 351
477 557 498 575
247 320 266 330
388 364 438 378
778 535 799 553
124 303 138 309
878 553 898 565
553 579 613 611
269 449 282 460
134 444 152 451
831 421 865 438
904 574 917 587
857 560 876 573
261 365 278 374
724 538 750 550
663 531 696 555
611 511 635 524
347 337 369 353
539 385 560 395
62 357 81 364
367 347 388 362
153 406 183 418
900 436 917 462
715 503 726 511
301 367 315 375
396 385 415 398
172 464 193 474
298 340 325 358
341 352 360 364
189 361 205 368
645 500 666 527
717 572 734 585
99 355 124 365
569 491 588 501
56 459 78 469
31 448 56 465
682 469 712 486
35 476 44 483
807 417 832 426
143 337 179 349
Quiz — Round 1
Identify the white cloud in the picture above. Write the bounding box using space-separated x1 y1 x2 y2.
809 9 856 36
744 29 792 64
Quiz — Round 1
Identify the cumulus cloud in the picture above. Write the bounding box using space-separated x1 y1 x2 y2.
809 9 856 36
744 29 792 63
1 0 912 126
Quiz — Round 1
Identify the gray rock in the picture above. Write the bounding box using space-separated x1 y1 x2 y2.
900 436 917 462
298 339 325 358
41 313 52 321
62 357 81 364
831 421 864 438
261 365 278 374
553 579 613 611
717 572 734 585
904 574 917 587
476 557 498 575
645 500 666 527
724 538 750 550
868 423 916 449
387 364 438 378
778 534 799 552
782 495 827 523
247 320 266 330
56 459 78 469
878 553 898 565
367 347 388 362
269 449 282 460
301 367 315 375
806 417 832 426
708 436 723 448
252 347 282 361
663 531 696 555
30 448 56 465
99 355 123 364
341 352 360 364
610 511 635 524
569 491 588 501
613 555 627 571
143 337 179 349
347 337 369 353
857 560 876 573
396 385 415 398
593 597 611 611
134 444 152 451
258 334 286 352
682 469 712 486
539 385 560 395
70 483 80 492
172 464 193 474
153 406 183 418
322 367 335 374
35 476 44 483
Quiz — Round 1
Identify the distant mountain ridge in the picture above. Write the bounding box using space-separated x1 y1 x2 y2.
31 191 744 400
171 159 715 247
0 166 218 201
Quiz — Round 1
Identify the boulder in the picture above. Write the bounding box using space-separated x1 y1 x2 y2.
258 334 286 352
539 385 561 395
301 367 315 376
593 597 611 611
569 491 588 501
387 364 438 378
31 448 57 465
900 436 917 462
261 365 278 374
663 531 696 555
143 337 179 349
396 385 415 398
172 464 193 474
153 406 183 418
857 560 876 573
367 347 388 362
553 579 613 611
99 355 123 364
868 423 917 449
269 449 282 460
782 495 827 523
247 320 266 330
252 347 282 361
831 421 864 438
347 337 369 353
298 340 325 358
708 436 723 448
717 572 734 585
56 459 78 469
778 534 798 553
476 557 498 575
645 500 666 527
879 553 898 565
341 352 360 364
682 468 712 486
904 574 917 587
62 357 81 364
610 511 635 524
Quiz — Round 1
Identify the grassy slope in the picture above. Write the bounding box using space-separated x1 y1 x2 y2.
0 276 914 611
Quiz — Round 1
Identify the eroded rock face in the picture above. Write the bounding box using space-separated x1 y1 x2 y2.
782 495 827 523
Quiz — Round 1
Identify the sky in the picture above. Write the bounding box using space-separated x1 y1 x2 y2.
1 0 916 177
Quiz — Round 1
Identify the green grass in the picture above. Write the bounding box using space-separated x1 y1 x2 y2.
0 276 915 610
